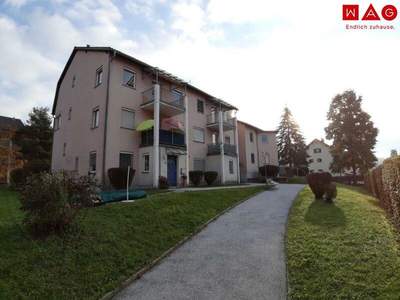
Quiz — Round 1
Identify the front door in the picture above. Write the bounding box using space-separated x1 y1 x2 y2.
167 155 177 186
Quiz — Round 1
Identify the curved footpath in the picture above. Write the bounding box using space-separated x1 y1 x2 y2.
115 184 304 300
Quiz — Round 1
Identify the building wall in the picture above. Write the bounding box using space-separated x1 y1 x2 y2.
257 132 279 166
51 50 109 182
307 141 333 173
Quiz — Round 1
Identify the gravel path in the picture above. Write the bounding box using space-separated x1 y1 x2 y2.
115 184 304 300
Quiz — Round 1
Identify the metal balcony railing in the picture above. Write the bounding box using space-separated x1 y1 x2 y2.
206 111 235 127
207 143 237 157
141 129 185 148
142 86 185 109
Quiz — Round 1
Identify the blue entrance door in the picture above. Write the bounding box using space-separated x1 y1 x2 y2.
167 155 177 186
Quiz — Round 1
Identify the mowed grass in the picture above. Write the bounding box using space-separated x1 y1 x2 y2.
287 185 400 299
0 186 264 299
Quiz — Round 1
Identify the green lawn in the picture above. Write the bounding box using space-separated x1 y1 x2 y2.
0 186 264 299
287 185 400 299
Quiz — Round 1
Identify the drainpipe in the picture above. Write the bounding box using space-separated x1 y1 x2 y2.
153 83 160 188
234 115 240 184
219 108 225 184
101 51 114 185
184 93 190 186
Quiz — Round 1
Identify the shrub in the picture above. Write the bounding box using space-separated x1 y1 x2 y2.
287 176 307 184
108 168 135 189
307 172 332 199
325 182 337 203
20 172 97 238
259 165 279 178
189 170 203 186
204 171 218 186
159 176 169 189
24 159 50 174
10 168 29 189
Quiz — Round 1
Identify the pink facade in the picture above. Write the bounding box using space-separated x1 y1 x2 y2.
51 47 239 187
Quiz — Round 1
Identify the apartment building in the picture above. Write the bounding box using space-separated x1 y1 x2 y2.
51 46 240 188
307 139 333 173
237 121 278 182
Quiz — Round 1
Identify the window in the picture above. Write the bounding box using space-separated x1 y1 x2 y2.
92 108 99 128
193 158 205 171
72 75 76 88
172 89 183 105
309 159 314 163
251 153 255 164
122 69 136 88
261 135 268 143
74 156 79 171
119 152 133 169
68 107 72 120
317 158 322 162
63 143 66 157
225 136 231 144
121 108 135 129
197 99 204 114
143 154 150 172
229 160 234 174
212 133 217 144
249 132 254 143
193 127 205 143
314 148 322 153
54 115 61 130
89 152 96 174
95 67 103 86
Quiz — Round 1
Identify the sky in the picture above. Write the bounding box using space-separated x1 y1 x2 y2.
0 0 399 158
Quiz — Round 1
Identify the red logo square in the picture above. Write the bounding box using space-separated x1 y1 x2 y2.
343 5 359 20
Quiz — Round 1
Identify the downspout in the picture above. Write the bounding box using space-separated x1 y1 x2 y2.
101 50 114 185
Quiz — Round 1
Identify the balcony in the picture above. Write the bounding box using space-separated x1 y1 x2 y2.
141 86 185 117
206 111 235 131
207 143 237 157
141 129 186 148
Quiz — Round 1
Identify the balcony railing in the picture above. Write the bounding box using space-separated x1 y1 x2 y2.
141 129 185 148
207 143 237 157
142 86 185 109
206 112 235 127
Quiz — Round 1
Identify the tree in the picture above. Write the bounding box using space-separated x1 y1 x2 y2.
277 107 308 172
14 107 53 172
325 90 378 182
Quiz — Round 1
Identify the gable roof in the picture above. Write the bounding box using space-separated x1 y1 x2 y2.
238 120 277 134
52 46 238 114
307 138 331 148
0 116 23 130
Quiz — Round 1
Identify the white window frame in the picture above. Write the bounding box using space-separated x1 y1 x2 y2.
261 135 268 143
89 151 97 174
121 108 135 130
122 68 136 89
143 153 150 173
95 66 103 87
92 107 99 129
193 127 205 143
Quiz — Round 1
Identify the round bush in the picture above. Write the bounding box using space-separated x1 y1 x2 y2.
204 171 218 186
189 170 203 186
307 172 332 199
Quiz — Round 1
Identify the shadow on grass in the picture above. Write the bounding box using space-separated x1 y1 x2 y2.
305 200 346 227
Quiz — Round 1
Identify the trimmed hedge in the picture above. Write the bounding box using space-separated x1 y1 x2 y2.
259 165 279 178
107 168 135 190
365 156 400 227
189 171 203 186
306 172 333 200
204 171 218 186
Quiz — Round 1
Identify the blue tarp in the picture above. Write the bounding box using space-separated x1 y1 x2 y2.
100 189 147 203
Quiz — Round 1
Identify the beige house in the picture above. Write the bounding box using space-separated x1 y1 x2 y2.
51 46 240 188
237 121 278 182
307 139 333 174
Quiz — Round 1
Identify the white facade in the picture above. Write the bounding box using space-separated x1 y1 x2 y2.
307 139 333 174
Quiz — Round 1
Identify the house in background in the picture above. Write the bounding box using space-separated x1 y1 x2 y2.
237 120 278 182
51 46 240 188
307 139 333 174
0 116 24 184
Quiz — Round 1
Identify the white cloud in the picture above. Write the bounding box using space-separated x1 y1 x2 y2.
4 0 31 7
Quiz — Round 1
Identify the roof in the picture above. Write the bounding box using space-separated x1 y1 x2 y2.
0 116 23 130
237 120 277 134
307 138 331 148
52 46 238 114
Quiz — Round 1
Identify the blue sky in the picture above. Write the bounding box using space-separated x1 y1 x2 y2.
0 0 399 159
